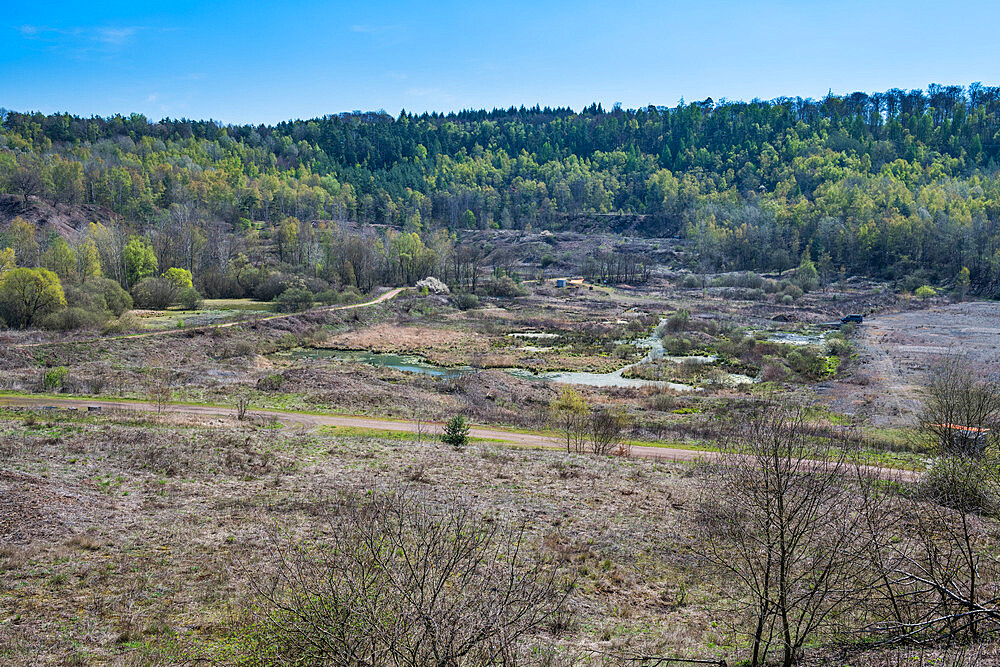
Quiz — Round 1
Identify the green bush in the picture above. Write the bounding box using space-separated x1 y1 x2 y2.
785 347 838 379
315 289 339 305
783 284 804 299
450 293 480 310
47 278 135 331
132 277 179 309
665 309 690 332
69 277 132 316
825 333 851 358
178 287 203 310
781 294 794 305
162 267 194 289
661 335 691 355
441 415 470 448
315 288 363 306
253 272 294 301
39 307 105 331
678 274 702 289
710 271 764 289
275 287 314 312
43 366 68 391
257 373 286 391
899 271 935 294
480 276 526 298
915 285 936 300
921 454 1000 513
0 267 66 328
793 259 820 292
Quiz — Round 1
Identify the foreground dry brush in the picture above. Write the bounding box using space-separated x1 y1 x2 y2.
697 404 894 667
237 491 571 665
8 399 1000 665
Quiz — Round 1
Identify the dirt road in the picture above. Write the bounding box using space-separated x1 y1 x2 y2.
0 394 700 460
8 287 407 349
0 395 917 480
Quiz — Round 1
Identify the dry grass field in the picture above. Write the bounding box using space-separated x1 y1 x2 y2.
4 279 998 665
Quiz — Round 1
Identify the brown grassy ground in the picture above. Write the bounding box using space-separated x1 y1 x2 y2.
0 407 729 665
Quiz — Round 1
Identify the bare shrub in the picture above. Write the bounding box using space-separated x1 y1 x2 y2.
867 452 1000 644
148 368 172 415
213 339 257 359
403 462 431 483
588 406 629 456
236 393 252 421
698 402 890 667
238 491 570 665
101 311 141 335
921 355 1000 456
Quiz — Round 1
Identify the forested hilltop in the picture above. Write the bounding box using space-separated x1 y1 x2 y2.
3 83 1000 307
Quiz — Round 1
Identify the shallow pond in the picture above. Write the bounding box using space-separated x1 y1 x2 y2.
504 367 697 391
277 318 754 390
274 348 473 379
507 332 560 339
764 331 829 346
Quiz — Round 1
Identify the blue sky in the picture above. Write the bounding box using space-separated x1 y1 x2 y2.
2 0 998 124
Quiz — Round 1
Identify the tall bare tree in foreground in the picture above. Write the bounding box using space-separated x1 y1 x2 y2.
698 403 890 667
239 491 570 666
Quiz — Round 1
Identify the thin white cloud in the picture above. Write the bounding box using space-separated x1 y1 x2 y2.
351 24 392 34
15 24 143 52
349 23 410 47
94 27 139 45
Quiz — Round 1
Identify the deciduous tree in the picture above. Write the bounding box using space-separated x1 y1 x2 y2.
0 267 66 328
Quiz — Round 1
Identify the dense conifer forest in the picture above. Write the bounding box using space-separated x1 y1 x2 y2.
3 83 1000 327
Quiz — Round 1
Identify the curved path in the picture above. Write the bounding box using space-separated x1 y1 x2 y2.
9 287 407 349
0 395 917 479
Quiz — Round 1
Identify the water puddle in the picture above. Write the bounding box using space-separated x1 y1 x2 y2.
507 332 560 339
503 367 697 391
765 331 829 346
274 348 472 379
277 318 754 390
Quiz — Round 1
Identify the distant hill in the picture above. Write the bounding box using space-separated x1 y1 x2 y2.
3 84 1000 294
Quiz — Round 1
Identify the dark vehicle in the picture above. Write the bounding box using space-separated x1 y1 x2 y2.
841 314 863 324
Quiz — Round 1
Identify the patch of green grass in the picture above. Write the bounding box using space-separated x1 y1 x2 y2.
315 424 505 444
200 298 275 311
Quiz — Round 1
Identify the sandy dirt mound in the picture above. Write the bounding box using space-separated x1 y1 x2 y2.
819 301 1000 426
0 194 118 241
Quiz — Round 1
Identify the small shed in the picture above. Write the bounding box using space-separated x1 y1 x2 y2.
934 423 991 453
555 278 567 288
